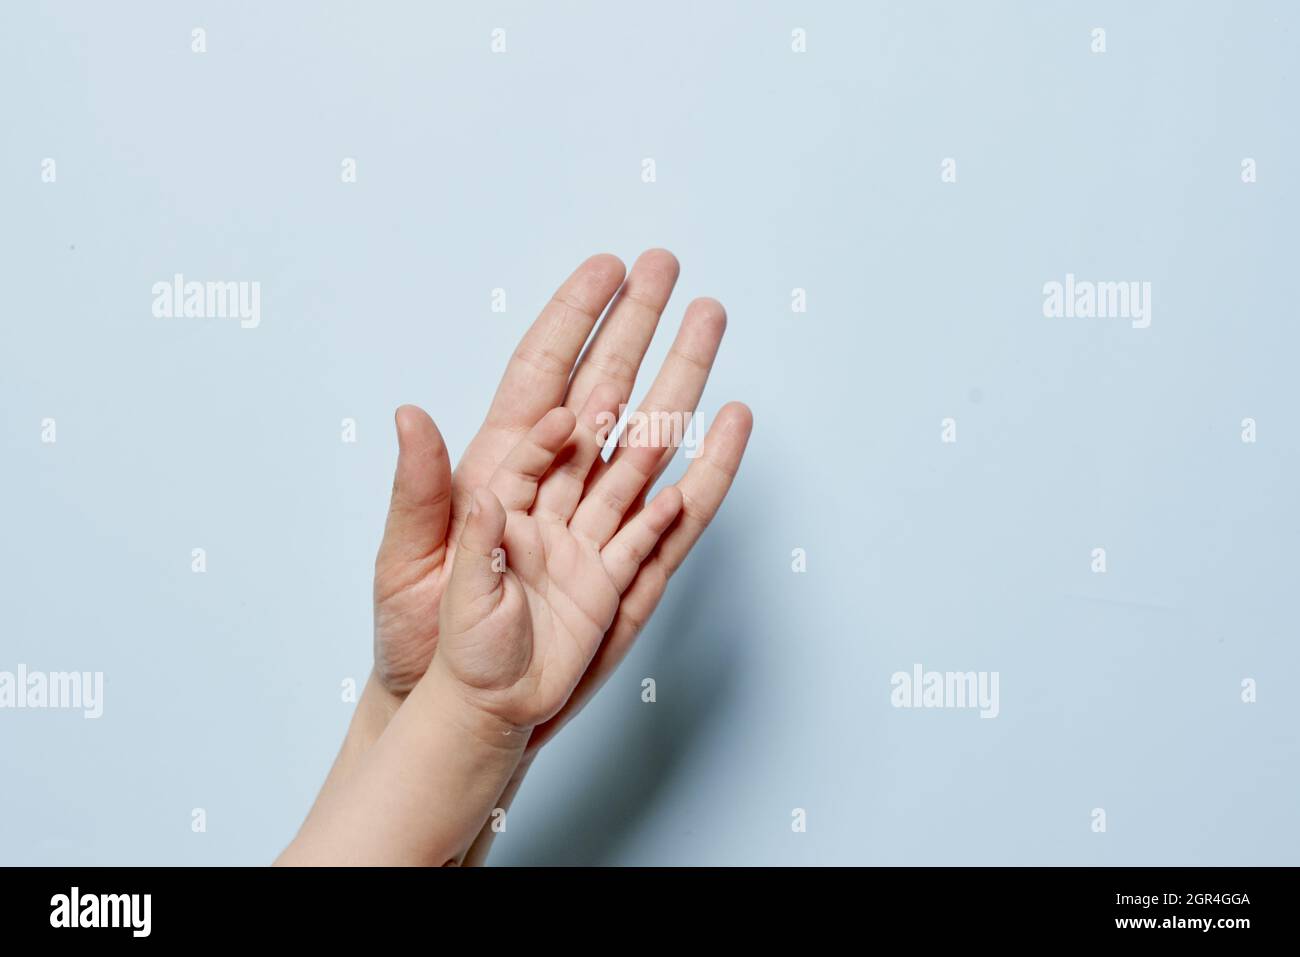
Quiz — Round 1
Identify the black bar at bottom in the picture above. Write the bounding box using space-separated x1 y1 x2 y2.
0 866 1282 943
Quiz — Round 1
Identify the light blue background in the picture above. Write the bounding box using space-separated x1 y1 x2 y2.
1 1 1296 865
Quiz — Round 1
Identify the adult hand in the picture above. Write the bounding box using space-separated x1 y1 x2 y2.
374 249 748 717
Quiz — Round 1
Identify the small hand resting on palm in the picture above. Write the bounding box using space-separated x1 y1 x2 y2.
436 404 683 733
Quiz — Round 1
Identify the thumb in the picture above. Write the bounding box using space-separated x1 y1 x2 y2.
444 487 508 632
376 405 453 569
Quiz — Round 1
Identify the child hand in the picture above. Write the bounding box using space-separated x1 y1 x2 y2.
431 399 684 731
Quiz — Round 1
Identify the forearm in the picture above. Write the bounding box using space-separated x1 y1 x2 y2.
309 671 404 810
462 748 536 865
302 668 530 867
278 667 531 866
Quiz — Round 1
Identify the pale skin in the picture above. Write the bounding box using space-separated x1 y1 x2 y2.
277 250 752 866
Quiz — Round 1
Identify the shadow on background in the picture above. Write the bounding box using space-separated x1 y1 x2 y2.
496 513 753 865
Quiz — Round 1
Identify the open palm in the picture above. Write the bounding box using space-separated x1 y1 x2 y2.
435 404 683 729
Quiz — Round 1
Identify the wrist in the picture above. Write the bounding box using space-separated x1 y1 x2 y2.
307 670 407 814
417 661 535 756
351 671 404 740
